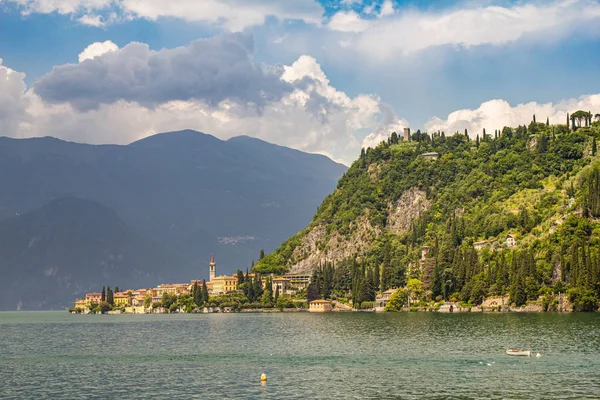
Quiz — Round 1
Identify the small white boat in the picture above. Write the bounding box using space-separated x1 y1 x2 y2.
506 349 531 357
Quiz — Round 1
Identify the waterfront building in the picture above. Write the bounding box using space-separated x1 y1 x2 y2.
375 288 398 311
114 292 131 307
309 299 332 312
210 275 238 293
85 292 102 305
153 284 189 297
272 277 291 295
206 255 241 293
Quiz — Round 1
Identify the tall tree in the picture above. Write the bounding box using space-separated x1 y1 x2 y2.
202 280 209 303
101 286 106 302
107 286 114 306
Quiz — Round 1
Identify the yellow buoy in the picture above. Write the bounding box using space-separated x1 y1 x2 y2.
261 373 267 382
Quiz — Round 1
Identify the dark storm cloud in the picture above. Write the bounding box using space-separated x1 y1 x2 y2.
34 33 290 110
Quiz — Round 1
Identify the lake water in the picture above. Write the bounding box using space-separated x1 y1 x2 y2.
1 311 599 399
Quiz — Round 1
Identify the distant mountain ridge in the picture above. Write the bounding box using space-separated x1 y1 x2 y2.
0 197 173 310
0 130 346 310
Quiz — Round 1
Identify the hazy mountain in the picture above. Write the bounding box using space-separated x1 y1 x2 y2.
0 130 346 308
0 197 175 310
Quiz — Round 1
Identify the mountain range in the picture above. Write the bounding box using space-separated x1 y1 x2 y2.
0 130 346 310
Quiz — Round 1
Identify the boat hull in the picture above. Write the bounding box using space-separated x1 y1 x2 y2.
506 350 531 357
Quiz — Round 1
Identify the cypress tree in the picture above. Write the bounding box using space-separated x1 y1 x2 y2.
202 280 209 303
193 282 202 306
274 286 279 303
567 112 570 129
592 136 597 156
533 114 536 124
101 286 106 302
546 117 549 126
259 249 265 260
107 286 114 305
115 286 119 293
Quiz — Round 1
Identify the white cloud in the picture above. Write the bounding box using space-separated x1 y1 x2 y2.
77 14 105 26
327 0 600 60
361 119 408 149
6 0 324 30
9 0 111 14
328 11 372 33
0 58 28 135
425 96 600 137
378 0 394 17
78 40 118 62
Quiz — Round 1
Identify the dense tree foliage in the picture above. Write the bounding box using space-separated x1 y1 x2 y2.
255 115 600 310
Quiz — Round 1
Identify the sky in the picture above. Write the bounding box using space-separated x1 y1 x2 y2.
1 0 600 165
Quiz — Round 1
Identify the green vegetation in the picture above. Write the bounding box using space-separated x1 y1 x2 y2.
255 112 600 310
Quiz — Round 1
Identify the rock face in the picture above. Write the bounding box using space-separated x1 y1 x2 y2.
387 188 430 234
288 187 429 273
289 214 381 273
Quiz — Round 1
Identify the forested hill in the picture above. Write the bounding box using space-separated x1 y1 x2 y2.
255 113 600 310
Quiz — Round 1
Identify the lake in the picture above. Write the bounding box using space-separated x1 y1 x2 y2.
1 311 599 399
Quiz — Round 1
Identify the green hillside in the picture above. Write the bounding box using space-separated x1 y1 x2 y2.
255 113 600 311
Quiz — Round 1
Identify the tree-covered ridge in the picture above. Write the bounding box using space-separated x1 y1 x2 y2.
255 113 600 310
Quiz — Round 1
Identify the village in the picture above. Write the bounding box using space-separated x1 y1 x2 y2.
72 255 336 314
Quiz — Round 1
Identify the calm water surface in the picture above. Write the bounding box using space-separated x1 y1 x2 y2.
1 311 599 399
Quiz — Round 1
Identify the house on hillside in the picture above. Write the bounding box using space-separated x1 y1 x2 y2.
420 152 440 160
421 246 430 260
506 234 516 248
473 240 488 251
284 273 311 290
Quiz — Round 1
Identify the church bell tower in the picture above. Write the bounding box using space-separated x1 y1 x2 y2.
209 254 216 282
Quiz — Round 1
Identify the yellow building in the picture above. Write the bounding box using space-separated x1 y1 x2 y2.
210 275 238 293
309 300 332 312
113 292 131 307
153 284 189 297
75 299 87 309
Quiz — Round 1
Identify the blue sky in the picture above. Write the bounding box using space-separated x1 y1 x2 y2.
1 0 600 164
